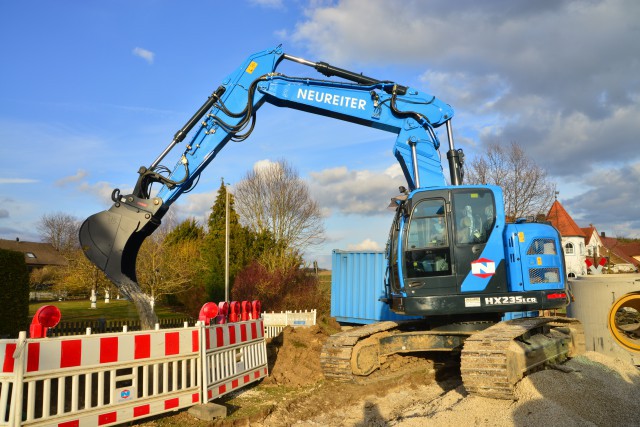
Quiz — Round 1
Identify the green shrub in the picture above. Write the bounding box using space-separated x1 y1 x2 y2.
0 249 30 338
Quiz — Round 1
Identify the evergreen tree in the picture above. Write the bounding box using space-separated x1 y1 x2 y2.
201 179 273 302
165 218 204 245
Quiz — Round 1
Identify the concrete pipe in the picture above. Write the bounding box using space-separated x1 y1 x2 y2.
608 291 640 352
567 274 640 366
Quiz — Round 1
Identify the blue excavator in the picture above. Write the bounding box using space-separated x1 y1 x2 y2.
80 46 584 399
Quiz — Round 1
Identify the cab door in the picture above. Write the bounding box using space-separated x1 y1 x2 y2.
400 190 457 296
450 188 502 292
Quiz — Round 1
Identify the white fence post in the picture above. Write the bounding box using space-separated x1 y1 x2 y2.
9 332 26 427
198 321 208 405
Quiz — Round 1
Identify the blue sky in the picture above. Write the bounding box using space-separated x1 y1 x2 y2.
1 0 639 268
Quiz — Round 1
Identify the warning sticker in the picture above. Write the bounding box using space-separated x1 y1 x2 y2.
246 61 258 74
465 297 481 307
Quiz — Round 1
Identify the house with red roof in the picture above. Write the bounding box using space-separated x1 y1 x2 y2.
580 224 603 259
617 241 640 266
546 200 587 277
597 234 638 273
546 202 639 276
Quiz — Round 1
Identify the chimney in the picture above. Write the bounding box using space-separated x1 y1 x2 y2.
601 232 606 238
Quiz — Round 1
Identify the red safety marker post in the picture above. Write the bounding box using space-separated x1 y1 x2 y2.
241 301 251 321
29 305 61 338
216 302 229 324
251 300 262 320
229 302 241 322
198 302 219 326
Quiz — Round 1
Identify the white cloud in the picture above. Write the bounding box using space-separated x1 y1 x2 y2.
249 0 284 8
309 164 405 216
0 178 38 184
291 0 640 173
564 162 640 238
346 238 381 251
55 169 88 187
384 163 403 180
77 181 128 203
253 159 280 173
173 189 219 224
288 0 640 243
420 70 509 113
132 47 155 64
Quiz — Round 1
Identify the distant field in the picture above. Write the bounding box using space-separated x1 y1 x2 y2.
29 299 190 322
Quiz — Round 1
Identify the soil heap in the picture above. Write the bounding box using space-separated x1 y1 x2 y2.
253 326 640 426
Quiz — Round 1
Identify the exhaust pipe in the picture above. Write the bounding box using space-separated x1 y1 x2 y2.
79 192 166 288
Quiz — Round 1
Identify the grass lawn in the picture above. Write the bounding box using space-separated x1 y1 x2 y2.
29 299 191 322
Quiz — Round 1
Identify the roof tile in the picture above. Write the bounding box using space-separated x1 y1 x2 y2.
546 201 586 237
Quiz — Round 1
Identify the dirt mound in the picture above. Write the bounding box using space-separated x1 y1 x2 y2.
249 332 640 426
384 351 640 426
263 325 328 387
154 327 640 426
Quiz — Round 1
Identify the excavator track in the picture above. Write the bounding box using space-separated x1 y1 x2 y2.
460 317 585 400
320 321 400 382
321 317 585 400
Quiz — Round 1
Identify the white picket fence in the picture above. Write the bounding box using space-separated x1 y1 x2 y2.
0 319 267 427
262 310 317 338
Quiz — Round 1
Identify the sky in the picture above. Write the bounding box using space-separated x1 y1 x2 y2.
1 0 639 269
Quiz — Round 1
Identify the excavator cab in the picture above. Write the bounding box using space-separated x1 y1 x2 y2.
386 185 568 318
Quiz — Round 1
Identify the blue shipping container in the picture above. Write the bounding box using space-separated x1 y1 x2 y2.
331 250 536 324
331 250 421 324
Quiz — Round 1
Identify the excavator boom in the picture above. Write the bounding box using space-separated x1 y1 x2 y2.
79 45 457 287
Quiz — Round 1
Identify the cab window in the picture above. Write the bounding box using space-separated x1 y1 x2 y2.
404 199 451 278
453 190 495 245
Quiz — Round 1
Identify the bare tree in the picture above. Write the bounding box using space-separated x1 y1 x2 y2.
234 159 325 254
36 212 79 255
136 226 204 307
63 250 112 298
465 141 556 219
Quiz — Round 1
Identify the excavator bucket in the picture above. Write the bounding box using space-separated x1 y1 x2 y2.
79 199 163 286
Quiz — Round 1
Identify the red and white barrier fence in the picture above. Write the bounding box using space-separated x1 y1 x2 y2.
262 309 317 338
0 302 267 427
201 321 267 401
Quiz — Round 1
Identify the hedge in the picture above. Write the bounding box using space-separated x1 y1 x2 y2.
0 248 29 338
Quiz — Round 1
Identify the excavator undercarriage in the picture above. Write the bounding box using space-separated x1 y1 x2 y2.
320 317 585 400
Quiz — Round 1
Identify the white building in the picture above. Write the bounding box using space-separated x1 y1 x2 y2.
546 200 586 278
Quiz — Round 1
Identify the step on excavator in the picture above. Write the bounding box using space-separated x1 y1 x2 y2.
79 46 584 399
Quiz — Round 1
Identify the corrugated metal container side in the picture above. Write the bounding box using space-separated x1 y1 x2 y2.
331 250 420 324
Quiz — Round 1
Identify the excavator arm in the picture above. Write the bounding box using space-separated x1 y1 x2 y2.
79 45 462 289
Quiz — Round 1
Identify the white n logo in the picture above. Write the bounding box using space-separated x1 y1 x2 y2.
471 258 496 278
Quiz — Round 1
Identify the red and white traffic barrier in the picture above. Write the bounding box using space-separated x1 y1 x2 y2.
262 309 317 338
201 319 267 401
0 301 267 427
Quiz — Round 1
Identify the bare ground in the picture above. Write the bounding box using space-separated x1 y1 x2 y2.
134 325 640 427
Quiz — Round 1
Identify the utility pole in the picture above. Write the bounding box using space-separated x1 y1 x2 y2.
225 186 230 302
